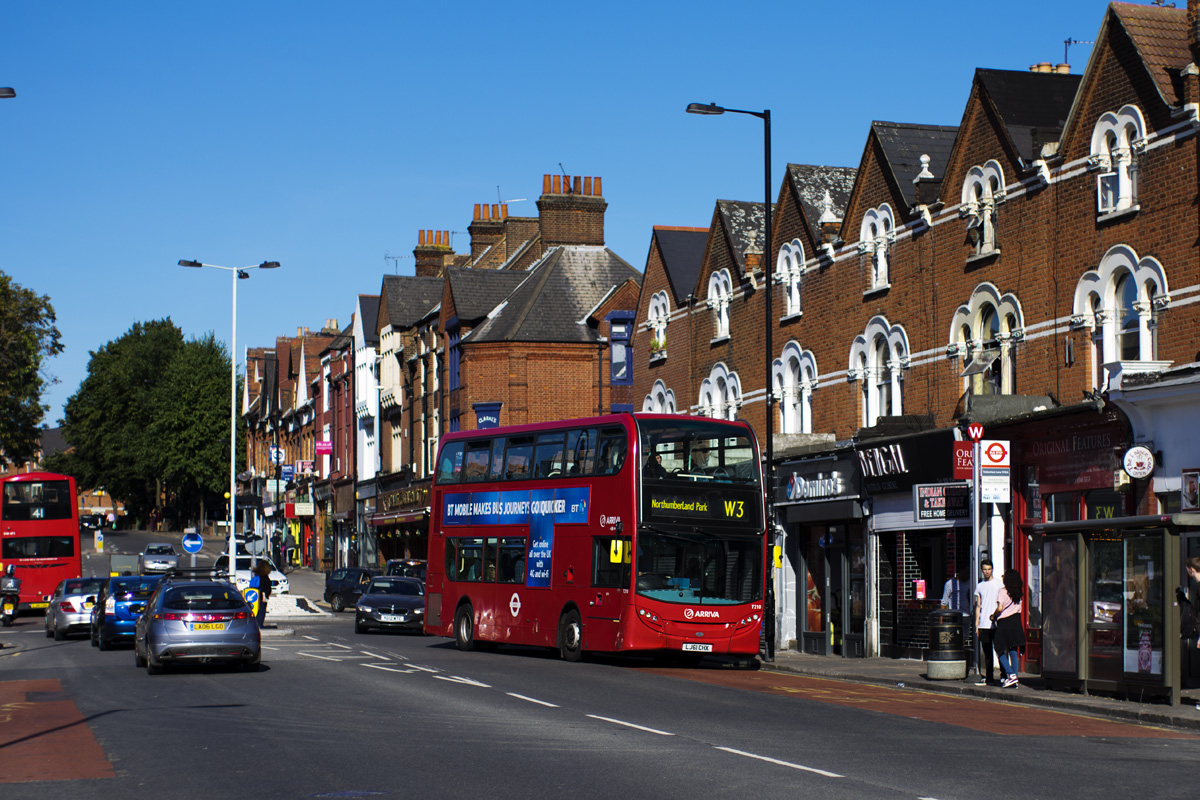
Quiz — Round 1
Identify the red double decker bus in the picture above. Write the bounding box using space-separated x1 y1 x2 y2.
1 472 82 609
425 413 766 661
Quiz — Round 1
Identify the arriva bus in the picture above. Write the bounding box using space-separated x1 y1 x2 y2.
0 472 82 609
424 413 765 661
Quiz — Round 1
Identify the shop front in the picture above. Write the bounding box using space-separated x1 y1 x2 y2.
371 481 430 563
775 452 866 657
858 427 970 660
332 479 355 570
284 498 314 569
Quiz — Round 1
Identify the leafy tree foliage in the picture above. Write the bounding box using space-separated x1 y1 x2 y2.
0 271 63 468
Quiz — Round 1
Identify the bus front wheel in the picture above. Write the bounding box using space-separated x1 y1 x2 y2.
454 605 476 652
558 610 583 662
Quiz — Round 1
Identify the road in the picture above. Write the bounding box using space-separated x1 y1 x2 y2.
2 531 1198 798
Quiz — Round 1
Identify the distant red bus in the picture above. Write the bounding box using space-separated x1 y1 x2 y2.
425 413 766 661
0 472 82 609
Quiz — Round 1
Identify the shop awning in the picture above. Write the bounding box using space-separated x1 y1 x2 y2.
370 508 429 527
1032 513 1200 535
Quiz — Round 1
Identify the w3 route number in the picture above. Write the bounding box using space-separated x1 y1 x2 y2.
723 500 744 519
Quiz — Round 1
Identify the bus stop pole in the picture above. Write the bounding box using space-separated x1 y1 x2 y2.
970 436 981 679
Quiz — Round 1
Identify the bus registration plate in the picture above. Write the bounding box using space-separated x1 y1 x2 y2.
682 643 712 652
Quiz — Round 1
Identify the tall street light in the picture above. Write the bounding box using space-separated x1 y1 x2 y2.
179 259 280 587
0 88 16 99
686 101 775 660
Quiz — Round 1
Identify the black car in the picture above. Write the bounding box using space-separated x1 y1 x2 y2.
384 559 427 582
324 567 380 612
354 577 425 634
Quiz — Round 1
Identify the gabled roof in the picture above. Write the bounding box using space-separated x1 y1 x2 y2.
445 268 527 322
974 69 1082 163
716 199 772 274
320 324 354 357
381 275 444 329
465 246 641 344
1112 1 1189 107
786 164 857 236
356 295 380 346
652 226 708 305
872 121 959 207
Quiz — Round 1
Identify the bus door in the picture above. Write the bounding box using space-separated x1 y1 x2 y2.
494 535 532 642
587 534 632 650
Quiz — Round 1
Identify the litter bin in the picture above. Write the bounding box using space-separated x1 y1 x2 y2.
926 608 966 680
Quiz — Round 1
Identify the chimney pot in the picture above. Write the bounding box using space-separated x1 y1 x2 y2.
584 176 593 195
419 230 426 246
482 204 491 220
1055 63 1070 74
543 175 552 194
552 174 562 194
594 177 602 196
474 204 481 221
491 203 499 219
500 203 508 218
572 176 581 194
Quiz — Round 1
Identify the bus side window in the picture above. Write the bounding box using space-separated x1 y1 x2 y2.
533 433 565 478
436 442 465 484
445 539 458 582
596 430 627 475
497 537 526 583
457 537 484 581
464 442 491 482
488 438 507 481
505 437 534 480
483 537 498 582
566 429 596 475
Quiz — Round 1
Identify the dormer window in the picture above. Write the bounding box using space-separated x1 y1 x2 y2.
776 239 804 318
707 269 733 340
858 205 894 291
1089 105 1145 217
961 161 1004 257
647 290 670 354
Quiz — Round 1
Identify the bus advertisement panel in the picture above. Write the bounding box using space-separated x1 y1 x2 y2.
425 413 765 662
0 472 82 609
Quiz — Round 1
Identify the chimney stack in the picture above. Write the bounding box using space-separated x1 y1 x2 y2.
413 229 455 277
536 172 607 250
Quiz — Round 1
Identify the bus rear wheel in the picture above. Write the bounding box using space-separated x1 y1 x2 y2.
454 605 476 652
558 610 583 662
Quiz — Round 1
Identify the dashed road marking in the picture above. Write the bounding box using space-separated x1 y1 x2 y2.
586 714 674 736
715 746 843 778
507 692 559 708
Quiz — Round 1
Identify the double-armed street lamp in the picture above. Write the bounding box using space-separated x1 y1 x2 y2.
179 259 280 584
686 101 775 659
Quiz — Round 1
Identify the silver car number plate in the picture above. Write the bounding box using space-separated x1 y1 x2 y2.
380 614 407 623
681 643 712 652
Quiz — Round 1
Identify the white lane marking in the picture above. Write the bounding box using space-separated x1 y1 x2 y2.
296 651 342 661
586 715 674 736
302 635 320 641
359 651 387 660
327 642 353 649
434 675 491 687
506 692 559 708
363 663 420 674
714 747 843 778
409 664 438 673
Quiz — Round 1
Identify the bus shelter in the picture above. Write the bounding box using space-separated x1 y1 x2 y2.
1033 514 1197 705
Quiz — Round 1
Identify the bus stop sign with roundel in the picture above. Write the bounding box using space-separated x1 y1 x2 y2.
182 532 204 554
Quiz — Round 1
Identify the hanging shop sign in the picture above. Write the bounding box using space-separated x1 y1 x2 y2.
913 482 971 521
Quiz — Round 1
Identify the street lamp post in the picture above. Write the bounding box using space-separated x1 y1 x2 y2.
179 259 280 587
686 101 775 660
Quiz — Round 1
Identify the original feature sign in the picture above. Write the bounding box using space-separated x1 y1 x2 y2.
913 483 971 521
953 442 974 480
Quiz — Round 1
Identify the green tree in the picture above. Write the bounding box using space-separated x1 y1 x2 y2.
49 319 184 520
0 271 63 468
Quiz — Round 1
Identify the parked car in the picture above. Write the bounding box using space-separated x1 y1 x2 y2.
45 576 106 640
90 575 163 649
134 576 260 674
79 513 103 530
354 577 426 634
384 559 427 582
211 555 290 596
324 567 380 612
139 543 179 575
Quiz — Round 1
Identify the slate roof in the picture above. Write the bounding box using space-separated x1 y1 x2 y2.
653 227 708 305
1112 2 1189 107
976 69 1082 161
381 275 444 329
716 199 773 273
320 324 354 357
445 268 528 322
357 295 380 346
465 246 641 344
786 164 857 235
872 121 959 207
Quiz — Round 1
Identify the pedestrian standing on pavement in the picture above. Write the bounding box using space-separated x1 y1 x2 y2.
973 559 1002 686
251 559 271 628
1177 556 1200 647
941 570 969 612
993 570 1026 688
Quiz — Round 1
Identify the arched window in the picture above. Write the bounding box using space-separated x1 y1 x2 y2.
1089 105 1145 215
858 205 895 290
646 290 671 352
697 363 742 420
776 239 805 317
961 161 1005 257
706 269 733 340
642 380 677 414
772 342 817 434
849 317 908 427
948 284 1024 397
1072 244 1169 390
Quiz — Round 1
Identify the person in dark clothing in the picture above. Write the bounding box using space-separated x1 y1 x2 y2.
1178 556 1200 647
251 560 272 628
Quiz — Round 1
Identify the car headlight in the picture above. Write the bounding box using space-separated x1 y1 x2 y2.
414 608 424 615
356 603 367 612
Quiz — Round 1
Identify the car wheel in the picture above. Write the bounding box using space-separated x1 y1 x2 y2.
558 609 584 662
146 655 163 675
90 626 98 647
134 646 146 668
53 625 64 641
454 605 476 652
240 657 261 673
45 621 53 638
98 634 111 651
355 619 368 634
331 594 345 613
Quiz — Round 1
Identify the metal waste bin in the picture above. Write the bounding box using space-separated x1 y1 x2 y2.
926 609 966 680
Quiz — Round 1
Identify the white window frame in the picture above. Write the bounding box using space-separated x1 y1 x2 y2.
772 341 817 434
642 379 677 414
858 204 895 291
948 283 1023 396
697 362 742 420
706 269 733 340
1089 105 1145 216
1072 244 1170 390
960 161 1005 257
647 290 671 351
776 239 805 318
848 316 908 427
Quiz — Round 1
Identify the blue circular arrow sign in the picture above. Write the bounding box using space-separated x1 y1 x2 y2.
181 532 204 554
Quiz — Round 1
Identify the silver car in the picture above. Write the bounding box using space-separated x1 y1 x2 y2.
140 543 179 574
45 577 106 640
134 579 261 674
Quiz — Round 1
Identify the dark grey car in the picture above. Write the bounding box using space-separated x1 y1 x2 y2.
134 579 261 673
354 577 425 634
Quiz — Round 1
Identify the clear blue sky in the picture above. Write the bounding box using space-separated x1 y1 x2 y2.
2 0 1108 426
